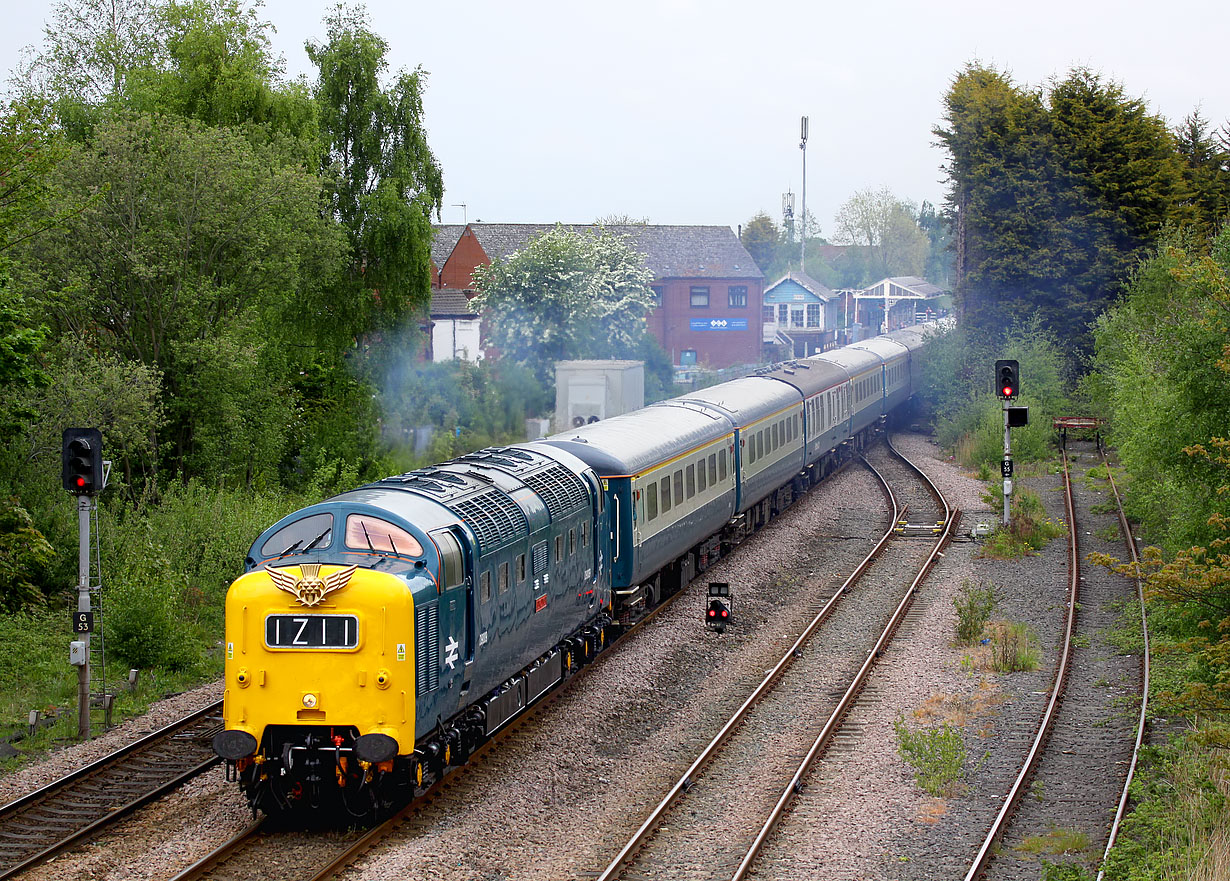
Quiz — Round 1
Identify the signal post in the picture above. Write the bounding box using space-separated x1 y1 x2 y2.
994 361 1026 527
62 428 105 740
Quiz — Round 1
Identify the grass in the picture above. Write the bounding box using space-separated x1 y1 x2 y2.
978 487 1067 558
988 621 1040 673
894 715 968 797
1018 826 1092 856
1096 523 1123 542
954 579 996 645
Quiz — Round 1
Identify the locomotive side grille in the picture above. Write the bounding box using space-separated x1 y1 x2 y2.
453 489 528 553
416 603 439 695
532 540 548 576
521 465 589 520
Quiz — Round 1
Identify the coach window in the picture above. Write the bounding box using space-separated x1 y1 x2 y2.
719 449 727 481
685 464 695 498
660 476 672 513
647 483 658 520
673 470 684 505
708 453 718 485
481 571 492 603
690 286 710 308
497 562 509 595
757 432 765 460
746 437 756 465
697 459 707 492
728 286 748 308
517 553 527 584
772 423 779 450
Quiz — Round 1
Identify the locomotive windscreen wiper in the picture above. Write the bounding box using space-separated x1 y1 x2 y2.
276 539 303 559
302 528 331 553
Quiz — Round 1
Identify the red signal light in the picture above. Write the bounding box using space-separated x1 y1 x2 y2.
76 476 86 488
1002 385 1013 397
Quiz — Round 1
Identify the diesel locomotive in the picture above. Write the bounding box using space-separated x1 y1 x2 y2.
211 324 937 819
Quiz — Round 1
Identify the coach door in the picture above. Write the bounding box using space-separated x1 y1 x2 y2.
430 528 474 698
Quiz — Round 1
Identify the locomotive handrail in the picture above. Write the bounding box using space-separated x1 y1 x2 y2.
595 454 903 881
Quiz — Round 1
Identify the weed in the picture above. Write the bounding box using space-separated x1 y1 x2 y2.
894 716 968 797
1018 826 1092 856
989 621 1040 672
1095 524 1122 542
1040 861 1096 880
954 579 996 645
1071 633 1090 649
977 488 1066 558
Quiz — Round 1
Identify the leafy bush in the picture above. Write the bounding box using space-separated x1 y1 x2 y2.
954 579 996 644
894 716 968 796
979 487 1066 558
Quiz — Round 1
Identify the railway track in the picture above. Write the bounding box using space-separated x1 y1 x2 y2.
593 437 957 881
0 701 223 880
963 441 1150 880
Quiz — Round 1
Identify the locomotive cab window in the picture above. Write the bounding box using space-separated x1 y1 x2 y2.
346 515 423 557
517 553 527 583
498 562 509 595
261 512 334 559
430 529 465 589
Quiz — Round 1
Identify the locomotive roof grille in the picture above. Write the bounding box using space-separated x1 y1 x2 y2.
453 489 529 552
520 464 589 520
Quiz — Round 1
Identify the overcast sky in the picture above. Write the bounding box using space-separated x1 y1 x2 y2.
4 0 1228 239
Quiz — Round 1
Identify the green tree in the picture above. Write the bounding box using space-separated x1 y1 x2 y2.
471 225 655 386
937 64 1194 358
14 112 345 484
741 211 781 274
1173 110 1230 240
306 4 444 342
127 0 317 144
833 187 930 281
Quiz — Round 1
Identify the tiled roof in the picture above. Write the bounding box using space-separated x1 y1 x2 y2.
765 270 836 301
435 223 763 280
430 288 478 317
431 225 466 268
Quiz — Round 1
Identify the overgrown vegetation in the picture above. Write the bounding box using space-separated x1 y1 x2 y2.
977 488 1067 559
987 622 1040 673
893 716 969 797
954 579 996 644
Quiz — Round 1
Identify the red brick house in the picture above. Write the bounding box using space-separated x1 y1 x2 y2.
430 223 764 369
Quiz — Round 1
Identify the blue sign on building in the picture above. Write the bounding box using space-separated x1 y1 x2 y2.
689 318 748 332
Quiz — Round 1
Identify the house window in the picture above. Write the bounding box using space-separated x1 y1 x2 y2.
650 285 664 306
763 305 774 324
778 304 789 324
807 304 821 327
728 286 748 308
791 307 804 328
690 286 710 308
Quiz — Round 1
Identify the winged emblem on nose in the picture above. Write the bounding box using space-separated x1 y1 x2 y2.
265 563 357 607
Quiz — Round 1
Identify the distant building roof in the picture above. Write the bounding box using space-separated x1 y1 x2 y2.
862 276 946 299
431 225 466 268
437 223 763 280
430 288 478 317
764 270 837 303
